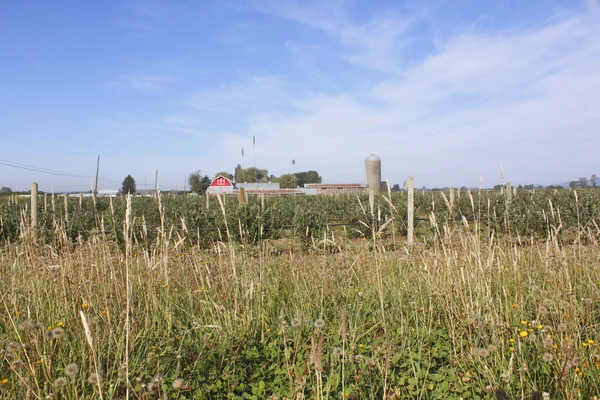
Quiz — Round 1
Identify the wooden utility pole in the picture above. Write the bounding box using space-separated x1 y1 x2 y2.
94 155 100 195
407 176 414 246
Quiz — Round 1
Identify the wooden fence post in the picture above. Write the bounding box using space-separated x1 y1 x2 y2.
31 183 38 234
239 187 246 204
407 176 414 246
64 195 69 223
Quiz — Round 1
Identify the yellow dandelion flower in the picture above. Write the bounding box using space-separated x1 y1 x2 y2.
583 343 589 348
56 321 64 327
509 347 515 352
512 303 518 308
0 379 8 385
521 320 528 325
509 338 516 343
537 325 543 330
588 339 595 344
552 344 558 349
519 331 529 338
81 303 89 310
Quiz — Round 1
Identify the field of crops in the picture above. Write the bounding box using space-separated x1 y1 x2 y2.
1 189 600 245
1 189 600 399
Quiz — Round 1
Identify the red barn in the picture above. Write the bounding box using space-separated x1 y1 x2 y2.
206 175 234 195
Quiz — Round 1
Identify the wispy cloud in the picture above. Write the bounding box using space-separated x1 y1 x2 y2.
246 0 414 73
110 72 174 93
199 4 600 186
187 76 290 113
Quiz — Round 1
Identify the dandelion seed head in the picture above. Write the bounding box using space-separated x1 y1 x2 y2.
51 327 65 339
87 373 99 385
542 353 554 362
172 378 185 391
557 323 567 332
313 319 325 330
54 377 67 389
5 342 21 354
333 347 344 358
291 318 302 329
64 363 79 377
148 381 159 392
473 348 489 357
18 320 36 332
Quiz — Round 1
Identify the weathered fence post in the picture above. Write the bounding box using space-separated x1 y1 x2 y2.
407 176 414 246
64 195 69 223
44 193 47 212
449 186 455 215
239 187 246 204
31 182 38 234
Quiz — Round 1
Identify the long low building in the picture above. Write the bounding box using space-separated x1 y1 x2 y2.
206 176 366 196
303 183 367 195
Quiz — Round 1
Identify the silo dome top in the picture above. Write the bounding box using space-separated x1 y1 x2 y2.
365 154 381 162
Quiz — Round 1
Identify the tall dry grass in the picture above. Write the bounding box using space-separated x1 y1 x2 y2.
0 192 599 399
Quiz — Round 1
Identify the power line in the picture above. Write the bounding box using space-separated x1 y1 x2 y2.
0 158 121 184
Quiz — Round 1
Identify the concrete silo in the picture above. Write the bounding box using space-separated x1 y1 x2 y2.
365 154 381 195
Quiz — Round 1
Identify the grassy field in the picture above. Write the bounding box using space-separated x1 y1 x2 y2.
1 191 599 399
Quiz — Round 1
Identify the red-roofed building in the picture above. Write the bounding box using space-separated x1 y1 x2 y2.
206 175 234 195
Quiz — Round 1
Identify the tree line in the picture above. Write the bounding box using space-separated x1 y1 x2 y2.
187 165 322 194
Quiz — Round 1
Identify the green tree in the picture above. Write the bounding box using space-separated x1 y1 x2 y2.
391 184 401 192
198 176 211 195
121 175 137 194
277 174 296 188
189 170 203 193
214 171 234 180
0 187 12 193
234 164 242 181
578 177 589 188
189 170 212 194
294 170 322 187
591 174 597 188
236 167 269 183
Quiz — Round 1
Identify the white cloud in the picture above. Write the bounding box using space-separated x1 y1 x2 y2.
247 0 413 73
110 72 174 93
202 6 600 186
187 76 290 113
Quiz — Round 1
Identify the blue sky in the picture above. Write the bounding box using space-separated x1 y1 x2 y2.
1 0 599 191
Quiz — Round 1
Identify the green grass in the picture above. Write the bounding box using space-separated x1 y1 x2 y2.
1 192 600 399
